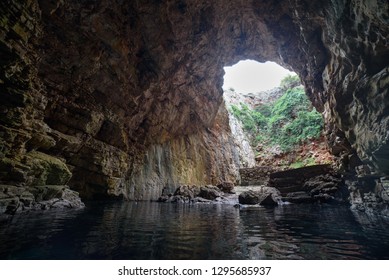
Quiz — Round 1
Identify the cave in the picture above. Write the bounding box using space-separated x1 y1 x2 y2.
1 0 387 200
1 0 389 259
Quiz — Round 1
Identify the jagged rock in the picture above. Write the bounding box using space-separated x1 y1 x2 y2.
268 165 349 204
199 185 223 200
217 182 235 193
159 184 225 203
238 187 281 206
269 165 333 193
303 174 343 195
174 185 201 199
346 177 389 214
0 185 84 214
157 195 170 203
37 188 85 210
19 191 34 207
192 197 213 203
284 192 313 204
260 193 279 206
239 191 261 205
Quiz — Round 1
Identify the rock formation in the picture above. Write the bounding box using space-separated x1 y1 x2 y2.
238 187 281 206
269 165 349 204
1 0 388 209
158 184 230 204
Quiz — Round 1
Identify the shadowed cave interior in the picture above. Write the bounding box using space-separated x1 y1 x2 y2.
0 0 388 214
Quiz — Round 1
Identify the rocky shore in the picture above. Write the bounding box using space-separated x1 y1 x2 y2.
0 185 85 214
157 165 389 216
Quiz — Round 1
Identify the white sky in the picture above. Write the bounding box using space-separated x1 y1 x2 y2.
223 60 295 93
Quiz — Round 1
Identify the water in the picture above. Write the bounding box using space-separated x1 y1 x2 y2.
1 202 389 259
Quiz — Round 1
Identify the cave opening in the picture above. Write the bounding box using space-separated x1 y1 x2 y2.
223 60 333 170
223 60 294 93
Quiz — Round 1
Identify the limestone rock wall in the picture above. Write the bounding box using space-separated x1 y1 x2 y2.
223 88 268 169
127 103 241 201
320 1 389 174
227 113 256 169
1 0 388 201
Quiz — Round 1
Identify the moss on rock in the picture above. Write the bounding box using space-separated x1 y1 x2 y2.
25 151 72 185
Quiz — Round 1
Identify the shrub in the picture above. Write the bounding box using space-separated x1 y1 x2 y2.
280 74 300 88
227 84 323 152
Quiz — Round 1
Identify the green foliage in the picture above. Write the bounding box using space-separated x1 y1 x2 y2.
271 87 310 117
230 104 242 118
280 74 300 88
230 103 268 133
288 161 305 169
255 104 272 117
289 158 316 169
228 85 323 152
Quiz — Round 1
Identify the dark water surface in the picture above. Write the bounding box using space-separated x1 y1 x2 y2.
1 202 389 259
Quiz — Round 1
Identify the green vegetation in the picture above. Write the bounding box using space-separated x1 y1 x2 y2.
229 79 323 152
280 74 300 88
289 158 316 169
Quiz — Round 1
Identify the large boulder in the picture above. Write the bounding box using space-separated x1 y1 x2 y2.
0 185 84 214
199 185 223 200
173 185 201 199
239 190 261 205
238 187 281 206
158 184 225 203
217 182 235 193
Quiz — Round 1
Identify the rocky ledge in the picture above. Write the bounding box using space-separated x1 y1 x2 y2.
158 182 236 204
0 185 85 215
238 187 281 207
157 167 350 207
269 165 349 204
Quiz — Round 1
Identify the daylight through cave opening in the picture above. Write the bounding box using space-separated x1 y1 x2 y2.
223 60 294 93
222 60 332 170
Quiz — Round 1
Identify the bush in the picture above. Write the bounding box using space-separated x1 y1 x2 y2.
227 84 323 152
280 74 300 88
230 103 267 133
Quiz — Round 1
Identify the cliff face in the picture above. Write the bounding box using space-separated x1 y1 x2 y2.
1 0 388 202
126 102 241 200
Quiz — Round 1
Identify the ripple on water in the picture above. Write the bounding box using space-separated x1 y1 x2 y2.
1 202 389 259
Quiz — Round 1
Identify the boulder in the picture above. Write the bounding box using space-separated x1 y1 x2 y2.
217 182 235 193
239 190 260 205
284 192 314 204
260 193 279 206
173 185 200 199
158 184 225 203
238 187 281 206
199 185 223 200
0 185 84 214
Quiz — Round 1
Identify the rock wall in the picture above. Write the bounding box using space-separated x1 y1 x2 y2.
227 114 256 169
126 103 241 200
223 89 257 169
1 0 388 202
240 166 275 186
319 0 389 175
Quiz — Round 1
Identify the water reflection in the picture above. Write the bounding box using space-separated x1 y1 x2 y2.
79 203 244 259
1 202 389 259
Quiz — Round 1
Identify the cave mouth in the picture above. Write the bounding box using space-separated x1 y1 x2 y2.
222 60 294 94
223 60 333 170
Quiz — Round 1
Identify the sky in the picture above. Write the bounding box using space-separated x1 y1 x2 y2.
223 60 295 93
